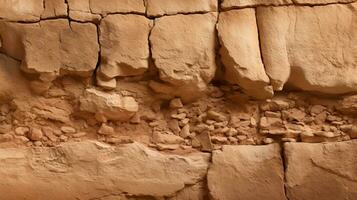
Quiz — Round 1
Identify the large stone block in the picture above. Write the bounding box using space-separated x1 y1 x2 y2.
146 0 217 17
0 141 210 199
207 144 286 200
217 9 273 99
41 0 68 19
67 0 101 22
98 14 153 79
285 140 357 200
257 3 357 94
149 13 217 102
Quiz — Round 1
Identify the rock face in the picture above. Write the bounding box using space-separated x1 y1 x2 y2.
67 0 101 22
79 88 139 122
218 9 273 99
98 15 153 79
41 0 68 19
0 141 210 199
257 3 357 94
221 0 293 8
285 141 357 200
207 144 286 200
89 0 146 15
146 0 218 17
150 13 217 102
0 0 44 22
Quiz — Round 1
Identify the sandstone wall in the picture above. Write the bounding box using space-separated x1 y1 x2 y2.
0 0 356 199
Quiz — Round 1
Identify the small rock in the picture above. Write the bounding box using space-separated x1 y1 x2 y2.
98 123 115 135
0 104 10 115
30 80 51 94
59 135 68 142
130 113 141 124
33 141 43 147
106 136 133 144
168 119 181 135
207 110 227 122
14 136 29 143
0 124 12 134
14 127 30 136
265 111 281 118
313 131 335 138
263 138 274 144
259 117 283 129
340 124 353 132
0 133 13 142
310 105 326 115
156 143 180 151
61 126 76 134
282 108 306 122
169 98 183 109
72 132 87 138
97 76 117 90
250 117 257 127
180 124 191 138
281 138 296 142
153 132 184 144
350 125 357 139
195 131 212 152
171 113 187 120
29 128 43 141
211 136 228 144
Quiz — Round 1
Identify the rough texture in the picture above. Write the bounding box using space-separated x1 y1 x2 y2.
221 0 356 8
285 140 357 200
257 3 357 94
146 0 218 17
218 9 273 99
98 14 153 79
150 13 217 102
67 0 101 22
89 0 146 15
0 141 210 199
208 144 286 200
0 0 44 22
41 0 68 19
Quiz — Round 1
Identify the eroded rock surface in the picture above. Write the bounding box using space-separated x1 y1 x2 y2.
208 144 286 200
0 0 44 22
0 141 210 199
285 140 357 200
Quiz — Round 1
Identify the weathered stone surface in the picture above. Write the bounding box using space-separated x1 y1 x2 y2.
221 0 355 8
98 15 153 79
0 54 31 100
146 0 218 17
285 140 357 200
0 0 44 22
0 141 210 198
336 95 357 115
67 0 101 22
90 0 146 15
168 182 208 200
208 144 286 200
150 13 217 102
1 20 99 79
79 88 139 122
41 0 68 19
257 3 357 94
218 9 273 99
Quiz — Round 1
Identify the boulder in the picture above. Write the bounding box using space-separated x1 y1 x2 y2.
217 9 273 99
1 20 99 79
146 0 217 17
285 141 357 200
149 13 217 102
257 3 357 94
336 95 357 115
79 88 139 122
0 141 210 198
98 14 153 79
207 144 286 200
0 0 44 22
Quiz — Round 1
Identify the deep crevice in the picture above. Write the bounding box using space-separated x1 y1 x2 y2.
280 143 290 200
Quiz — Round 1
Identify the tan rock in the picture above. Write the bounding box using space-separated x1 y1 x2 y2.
146 0 217 17
257 4 357 94
150 13 217 102
67 0 101 22
42 0 68 19
293 0 356 5
208 144 286 200
90 0 146 15
153 132 185 144
96 75 117 90
0 141 210 198
218 9 273 99
98 15 153 79
350 125 357 139
98 123 115 135
285 141 357 200
79 88 139 122
0 0 44 22
336 95 357 115
29 128 43 141
168 182 208 200
221 0 292 9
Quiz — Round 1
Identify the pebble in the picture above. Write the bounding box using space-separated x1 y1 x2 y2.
282 138 296 142
98 123 115 135
263 138 274 144
72 132 87 138
180 124 190 138
171 113 186 120
29 128 43 141
169 98 183 109
207 110 227 122
59 135 68 142
61 126 76 134
313 131 335 138
106 136 133 144
15 127 30 136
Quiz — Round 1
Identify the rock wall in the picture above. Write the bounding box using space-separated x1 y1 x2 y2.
0 0 356 199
